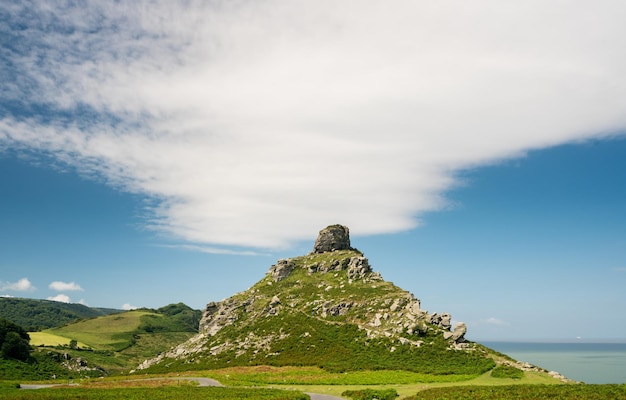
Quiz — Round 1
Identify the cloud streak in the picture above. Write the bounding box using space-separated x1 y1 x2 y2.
2 1 626 250
49 281 84 292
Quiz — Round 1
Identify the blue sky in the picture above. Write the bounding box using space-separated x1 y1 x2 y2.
1 1 626 341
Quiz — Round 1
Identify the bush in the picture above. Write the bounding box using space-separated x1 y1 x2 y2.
491 364 524 379
342 388 399 400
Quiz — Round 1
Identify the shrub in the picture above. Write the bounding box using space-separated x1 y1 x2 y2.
491 364 524 379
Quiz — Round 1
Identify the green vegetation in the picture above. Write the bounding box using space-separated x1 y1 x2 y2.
405 384 626 399
0 386 309 400
0 298 118 331
342 388 398 400
490 364 524 379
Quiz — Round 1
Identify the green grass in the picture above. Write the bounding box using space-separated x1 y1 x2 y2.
201 366 479 386
404 384 626 399
0 386 309 399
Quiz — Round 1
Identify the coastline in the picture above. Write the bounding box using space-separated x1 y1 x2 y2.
482 341 626 384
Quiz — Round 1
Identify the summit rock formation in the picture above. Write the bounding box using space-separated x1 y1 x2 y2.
135 225 489 375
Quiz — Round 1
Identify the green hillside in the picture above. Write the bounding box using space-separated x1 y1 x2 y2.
0 298 119 331
32 309 199 374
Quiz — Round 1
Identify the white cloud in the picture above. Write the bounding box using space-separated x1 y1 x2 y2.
47 294 71 303
49 281 84 292
481 317 509 326
1 294 14 298
2 1 626 250
0 278 36 292
122 303 138 311
78 299 89 306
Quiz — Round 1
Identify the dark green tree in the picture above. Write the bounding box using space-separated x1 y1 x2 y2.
0 318 31 361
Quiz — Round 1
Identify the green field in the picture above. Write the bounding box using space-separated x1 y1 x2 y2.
29 332 89 348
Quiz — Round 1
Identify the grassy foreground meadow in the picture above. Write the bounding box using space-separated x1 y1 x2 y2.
0 386 308 400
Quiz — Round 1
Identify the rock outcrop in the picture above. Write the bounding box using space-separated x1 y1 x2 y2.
313 224 351 253
268 259 295 282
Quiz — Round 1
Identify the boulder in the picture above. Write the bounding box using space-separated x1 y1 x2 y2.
313 225 351 253
451 322 467 342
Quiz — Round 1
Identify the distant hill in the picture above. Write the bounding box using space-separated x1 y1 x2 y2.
0 297 120 331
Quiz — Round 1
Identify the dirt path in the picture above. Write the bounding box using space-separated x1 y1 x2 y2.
306 393 345 400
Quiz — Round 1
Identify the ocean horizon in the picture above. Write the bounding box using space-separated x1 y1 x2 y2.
482 341 626 384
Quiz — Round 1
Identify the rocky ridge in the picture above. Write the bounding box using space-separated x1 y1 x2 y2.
135 225 477 372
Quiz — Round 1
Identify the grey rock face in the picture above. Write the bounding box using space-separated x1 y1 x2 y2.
200 299 240 336
313 225 351 253
268 259 296 281
347 256 372 280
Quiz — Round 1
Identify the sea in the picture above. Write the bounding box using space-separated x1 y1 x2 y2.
482 341 626 384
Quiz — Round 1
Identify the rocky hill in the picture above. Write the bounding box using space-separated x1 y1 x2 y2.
136 225 495 376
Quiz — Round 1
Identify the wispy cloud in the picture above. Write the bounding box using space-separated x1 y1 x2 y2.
47 294 71 303
2 1 626 250
480 317 509 326
122 303 138 311
49 281 84 291
0 278 35 292
160 244 267 256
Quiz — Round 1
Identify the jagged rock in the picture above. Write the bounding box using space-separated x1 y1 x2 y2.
268 259 295 281
429 312 452 330
313 224 351 253
199 299 240 336
270 296 281 306
347 256 371 279
405 298 421 315
444 322 467 342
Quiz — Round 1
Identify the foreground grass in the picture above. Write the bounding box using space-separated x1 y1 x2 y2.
201 366 479 386
404 384 626 399
0 386 308 400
